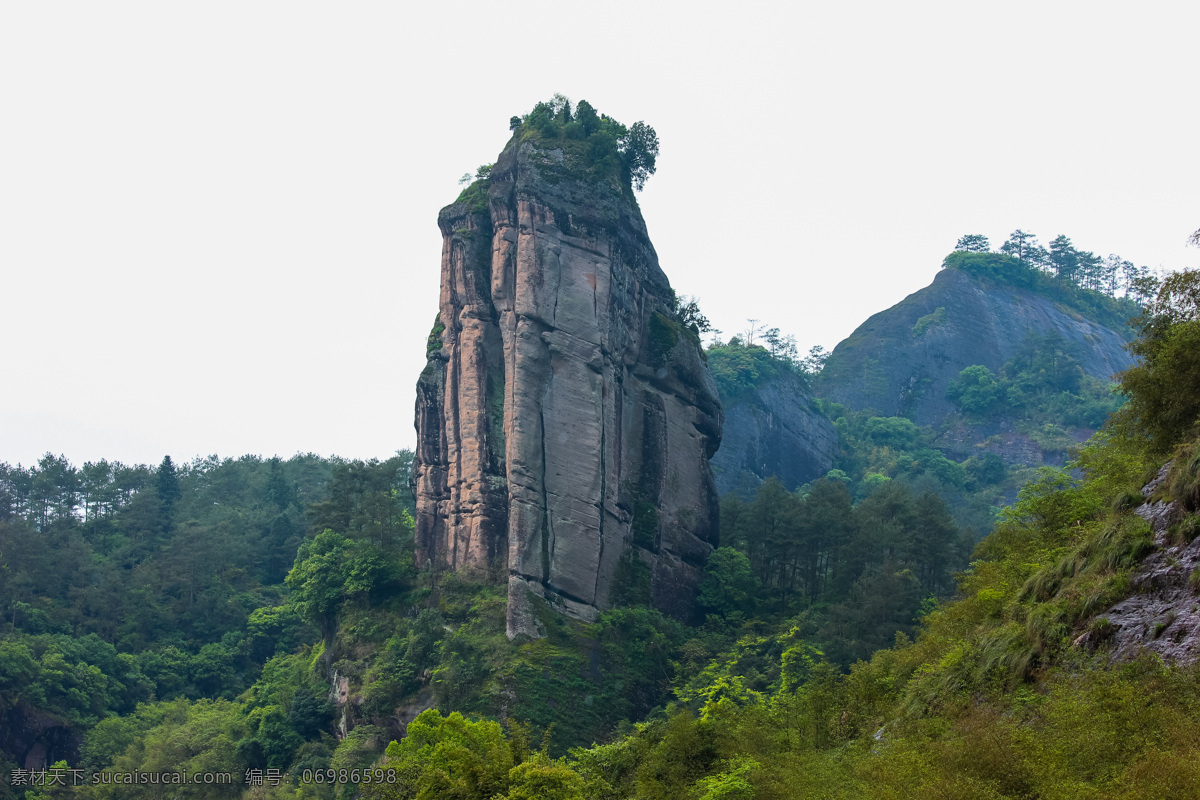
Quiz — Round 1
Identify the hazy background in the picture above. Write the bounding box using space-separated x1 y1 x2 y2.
3 1 1198 468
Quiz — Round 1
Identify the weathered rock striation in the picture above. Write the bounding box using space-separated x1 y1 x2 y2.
711 371 837 495
412 134 722 638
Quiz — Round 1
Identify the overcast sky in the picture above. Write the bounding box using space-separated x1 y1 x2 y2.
3 2 1198 469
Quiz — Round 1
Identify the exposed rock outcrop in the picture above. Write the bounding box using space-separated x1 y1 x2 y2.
711 371 837 494
413 135 722 638
816 266 1132 470
818 268 1132 426
1078 463 1200 664
932 417 1094 468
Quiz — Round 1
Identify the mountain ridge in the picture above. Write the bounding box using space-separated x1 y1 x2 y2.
818 264 1133 422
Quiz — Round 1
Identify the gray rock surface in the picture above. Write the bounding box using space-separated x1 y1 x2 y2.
711 371 837 494
1079 463 1200 664
931 417 1093 468
412 138 722 638
817 268 1132 427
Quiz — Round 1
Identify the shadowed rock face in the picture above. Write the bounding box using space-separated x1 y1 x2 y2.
711 372 837 495
0 706 80 771
817 268 1132 426
413 138 722 638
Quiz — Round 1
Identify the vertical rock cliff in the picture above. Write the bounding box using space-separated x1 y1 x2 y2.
413 120 722 638
711 371 838 495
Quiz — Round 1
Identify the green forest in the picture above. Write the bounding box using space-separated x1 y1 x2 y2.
4 92 1200 797
7 261 1200 797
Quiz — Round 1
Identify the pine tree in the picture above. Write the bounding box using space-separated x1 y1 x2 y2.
1048 234 1079 281
955 234 990 253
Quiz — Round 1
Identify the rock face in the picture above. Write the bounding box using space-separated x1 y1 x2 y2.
931 416 1094 468
1079 463 1200 665
816 266 1133 467
817 267 1132 427
412 137 722 638
0 706 80 770
711 371 837 495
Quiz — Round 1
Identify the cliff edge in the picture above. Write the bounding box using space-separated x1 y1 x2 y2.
412 104 722 638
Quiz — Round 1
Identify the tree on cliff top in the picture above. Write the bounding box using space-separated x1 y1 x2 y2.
623 120 659 191
511 96 659 192
954 234 990 253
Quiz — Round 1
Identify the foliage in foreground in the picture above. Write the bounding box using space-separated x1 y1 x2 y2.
7 255 1199 798
352 268 1200 798
352 427 1199 799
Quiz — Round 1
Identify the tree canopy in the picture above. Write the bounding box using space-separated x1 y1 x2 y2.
509 95 660 192
950 228 1151 302
1113 268 1200 452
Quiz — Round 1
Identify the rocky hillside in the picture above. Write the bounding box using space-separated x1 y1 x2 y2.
817 253 1137 466
1087 459 1200 663
363 269 1200 800
412 104 722 637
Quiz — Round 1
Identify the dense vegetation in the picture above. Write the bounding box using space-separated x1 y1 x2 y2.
945 228 1145 334
956 230 1154 299
705 323 827 400
945 331 1126 448
453 94 660 211
514 94 659 192
0 450 702 798
717 476 967 667
355 424 1200 797
354 270 1198 798
342 277 1200 798
0 453 413 798
1112 268 1200 454
5 247 1195 796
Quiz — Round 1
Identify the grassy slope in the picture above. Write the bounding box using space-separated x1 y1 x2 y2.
352 427 1200 800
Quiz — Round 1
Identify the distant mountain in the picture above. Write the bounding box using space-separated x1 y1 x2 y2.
817 252 1138 466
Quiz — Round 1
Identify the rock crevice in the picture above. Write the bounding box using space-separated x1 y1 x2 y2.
413 139 722 637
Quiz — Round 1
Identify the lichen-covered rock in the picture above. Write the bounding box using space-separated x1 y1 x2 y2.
412 137 722 637
711 371 837 494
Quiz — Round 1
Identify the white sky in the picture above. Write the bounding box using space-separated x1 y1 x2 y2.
3 2 1198 469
